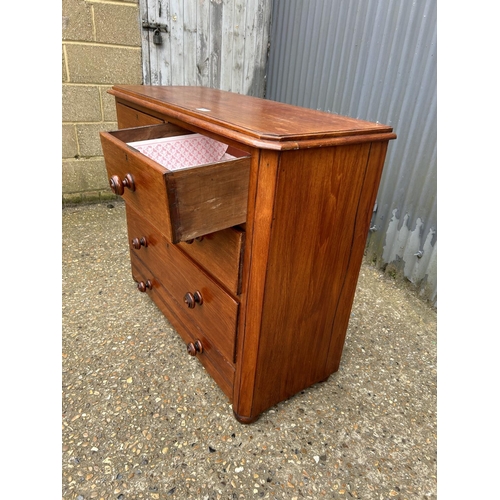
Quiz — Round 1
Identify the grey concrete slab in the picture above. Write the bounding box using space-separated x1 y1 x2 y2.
62 201 437 500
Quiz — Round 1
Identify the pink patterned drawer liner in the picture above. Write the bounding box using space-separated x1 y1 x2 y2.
127 133 234 171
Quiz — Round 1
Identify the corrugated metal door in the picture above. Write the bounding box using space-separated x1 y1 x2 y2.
266 0 437 305
139 0 271 96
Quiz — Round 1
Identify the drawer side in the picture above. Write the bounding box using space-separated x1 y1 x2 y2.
101 123 251 243
178 227 246 296
167 157 250 242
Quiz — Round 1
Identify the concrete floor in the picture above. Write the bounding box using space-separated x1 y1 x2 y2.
62 201 437 500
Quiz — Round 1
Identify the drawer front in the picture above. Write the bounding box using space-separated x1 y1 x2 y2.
130 254 235 399
100 123 251 243
179 227 245 296
116 102 164 128
126 205 239 363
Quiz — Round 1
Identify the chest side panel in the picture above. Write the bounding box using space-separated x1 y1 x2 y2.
249 143 374 416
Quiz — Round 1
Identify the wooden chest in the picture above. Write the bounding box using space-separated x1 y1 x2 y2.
100 85 396 423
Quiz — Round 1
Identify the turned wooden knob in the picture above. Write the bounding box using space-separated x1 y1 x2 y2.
185 236 205 244
137 279 152 292
109 173 135 195
131 236 148 249
186 340 203 356
184 291 203 308
184 292 195 308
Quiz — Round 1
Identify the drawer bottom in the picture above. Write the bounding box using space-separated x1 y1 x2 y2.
130 253 235 400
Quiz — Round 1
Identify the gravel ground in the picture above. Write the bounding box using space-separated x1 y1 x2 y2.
62 201 437 500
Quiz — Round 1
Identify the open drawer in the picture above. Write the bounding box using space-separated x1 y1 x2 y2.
100 123 251 243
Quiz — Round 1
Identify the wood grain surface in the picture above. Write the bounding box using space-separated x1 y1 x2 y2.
103 86 396 423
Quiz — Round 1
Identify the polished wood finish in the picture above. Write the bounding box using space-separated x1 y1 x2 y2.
131 236 148 249
166 155 250 242
137 279 152 292
104 85 396 423
130 254 235 399
109 85 396 150
100 123 251 243
126 205 239 364
324 141 390 374
116 102 164 128
239 144 376 418
109 173 135 195
187 340 204 356
183 291 203 308
178 227 245 296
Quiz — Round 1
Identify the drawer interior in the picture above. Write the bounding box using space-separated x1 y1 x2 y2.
127 133 234 171
100 123 251 243
116 102 164 128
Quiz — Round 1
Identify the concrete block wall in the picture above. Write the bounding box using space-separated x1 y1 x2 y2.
62 0 142 205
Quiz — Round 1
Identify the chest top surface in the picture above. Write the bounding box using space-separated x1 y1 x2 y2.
109 85 396 150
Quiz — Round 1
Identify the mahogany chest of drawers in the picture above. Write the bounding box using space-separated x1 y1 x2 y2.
100 85 396 423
